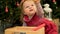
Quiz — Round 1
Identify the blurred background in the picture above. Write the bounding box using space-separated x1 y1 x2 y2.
0 0 60 34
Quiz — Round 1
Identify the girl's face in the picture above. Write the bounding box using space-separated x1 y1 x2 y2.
23 1 37 16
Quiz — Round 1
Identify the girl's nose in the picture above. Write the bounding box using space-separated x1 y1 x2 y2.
29 6 32 9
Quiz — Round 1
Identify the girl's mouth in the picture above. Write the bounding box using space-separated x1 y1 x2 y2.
30 9 33 11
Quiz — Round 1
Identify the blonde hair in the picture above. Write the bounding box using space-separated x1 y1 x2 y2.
18 0 29 22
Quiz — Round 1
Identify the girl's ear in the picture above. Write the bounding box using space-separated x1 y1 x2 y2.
23 12 26 15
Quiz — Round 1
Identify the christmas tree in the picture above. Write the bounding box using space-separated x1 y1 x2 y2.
0 0 22 33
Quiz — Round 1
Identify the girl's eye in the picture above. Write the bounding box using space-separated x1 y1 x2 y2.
31 4 34 6
26 6 29 8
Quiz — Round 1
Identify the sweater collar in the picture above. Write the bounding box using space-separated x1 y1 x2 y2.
23 14 40 22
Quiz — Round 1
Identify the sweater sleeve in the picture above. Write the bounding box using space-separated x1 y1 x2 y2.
36 3 44 18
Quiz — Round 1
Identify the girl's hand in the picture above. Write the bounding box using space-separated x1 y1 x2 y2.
21 0 40 4
33 0 40 4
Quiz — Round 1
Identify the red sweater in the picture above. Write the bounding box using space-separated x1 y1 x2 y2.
23 14 58 34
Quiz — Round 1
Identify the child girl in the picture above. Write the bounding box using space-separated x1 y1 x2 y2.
20 0 58 34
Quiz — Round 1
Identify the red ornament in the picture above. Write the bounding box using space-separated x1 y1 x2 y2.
53 0 56 2
5 6 8 13
16 2 20 7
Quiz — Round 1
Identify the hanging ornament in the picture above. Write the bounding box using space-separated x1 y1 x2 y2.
53 0 56 4
53 0 55 2
16 2 20 7
5 6 8 13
